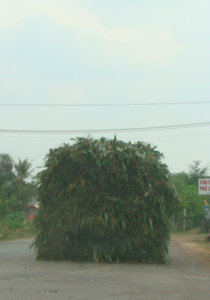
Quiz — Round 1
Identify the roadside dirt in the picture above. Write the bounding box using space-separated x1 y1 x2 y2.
171 233 210 266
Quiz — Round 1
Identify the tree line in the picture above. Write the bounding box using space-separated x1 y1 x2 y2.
0 151 209 234
171 161 210 229
0 153 37 233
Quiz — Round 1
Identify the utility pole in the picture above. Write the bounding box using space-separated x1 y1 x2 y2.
183 208 186 232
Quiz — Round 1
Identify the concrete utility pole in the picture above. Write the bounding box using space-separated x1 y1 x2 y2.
183 208 186 232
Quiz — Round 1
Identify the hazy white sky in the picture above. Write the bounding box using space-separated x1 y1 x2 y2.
0 0 210 174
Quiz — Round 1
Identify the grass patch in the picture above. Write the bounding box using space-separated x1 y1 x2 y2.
172 227 210 245
172 227 202 235
0 222 36 241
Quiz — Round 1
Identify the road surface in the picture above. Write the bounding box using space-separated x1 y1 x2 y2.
0 238 209 299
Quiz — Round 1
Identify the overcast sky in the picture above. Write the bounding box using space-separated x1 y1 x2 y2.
0 0 210 175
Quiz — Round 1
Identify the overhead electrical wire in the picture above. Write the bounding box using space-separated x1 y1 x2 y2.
0 121 210 135
0 101 210 107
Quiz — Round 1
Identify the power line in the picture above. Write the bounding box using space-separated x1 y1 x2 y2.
1 101 210 107
0 121 210 135
0 131 209 140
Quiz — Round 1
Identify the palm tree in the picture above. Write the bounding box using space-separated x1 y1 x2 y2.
15 159 32 183
14 159 33 211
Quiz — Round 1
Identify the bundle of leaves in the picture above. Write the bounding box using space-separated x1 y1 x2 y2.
34 137 179 263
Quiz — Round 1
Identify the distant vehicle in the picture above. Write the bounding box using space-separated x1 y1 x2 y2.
201 207 210 233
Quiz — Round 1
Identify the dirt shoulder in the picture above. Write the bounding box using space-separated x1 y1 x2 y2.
171 230 210 265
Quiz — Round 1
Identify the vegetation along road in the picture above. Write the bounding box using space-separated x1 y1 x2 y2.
0 237 209 300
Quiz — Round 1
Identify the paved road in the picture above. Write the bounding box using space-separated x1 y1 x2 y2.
0 238 209 300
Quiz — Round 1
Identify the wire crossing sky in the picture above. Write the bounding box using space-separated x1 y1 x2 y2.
0 122 210 134
0 0 210 173
0 101 210 107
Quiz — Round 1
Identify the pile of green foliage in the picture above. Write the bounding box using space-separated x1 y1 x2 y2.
34 137 179 263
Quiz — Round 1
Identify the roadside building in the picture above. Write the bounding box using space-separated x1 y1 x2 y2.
27 202 40 221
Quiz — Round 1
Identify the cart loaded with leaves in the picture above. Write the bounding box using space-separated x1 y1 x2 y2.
34 137 179 263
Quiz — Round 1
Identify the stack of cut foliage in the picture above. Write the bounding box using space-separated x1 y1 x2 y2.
34 137 179 263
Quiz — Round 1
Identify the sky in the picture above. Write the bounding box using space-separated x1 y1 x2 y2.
0 0 210 175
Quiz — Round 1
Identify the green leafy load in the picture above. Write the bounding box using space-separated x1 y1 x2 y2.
34 137 179 263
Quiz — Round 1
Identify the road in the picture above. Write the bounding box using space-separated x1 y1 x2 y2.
0 238 209 300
